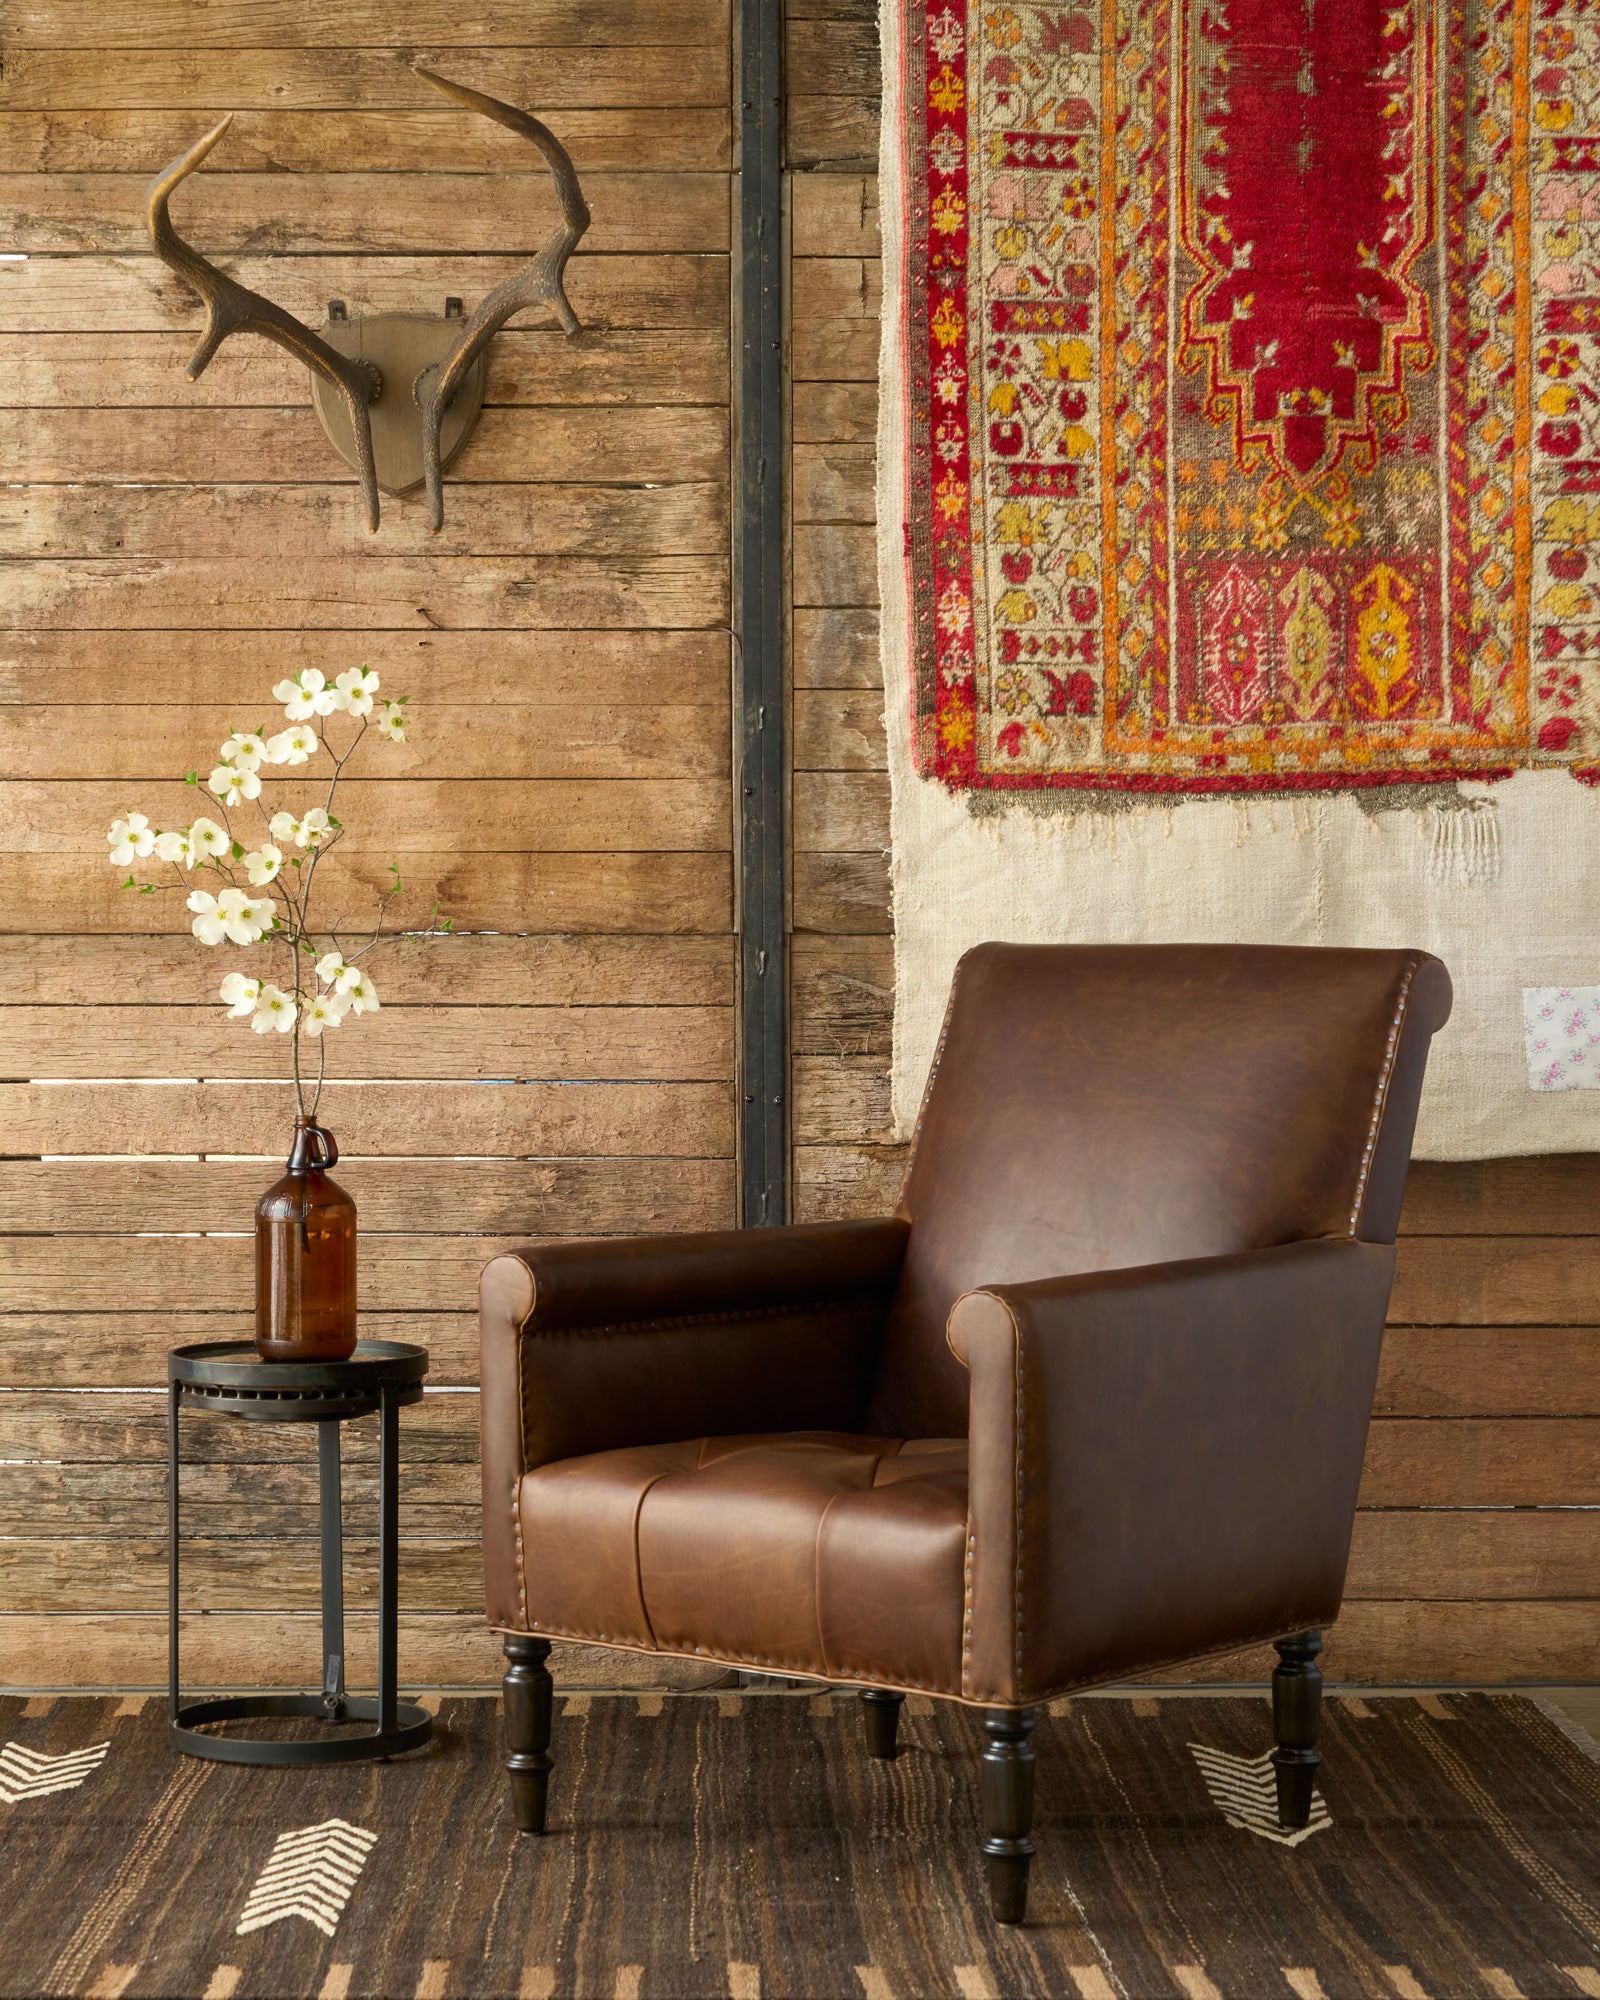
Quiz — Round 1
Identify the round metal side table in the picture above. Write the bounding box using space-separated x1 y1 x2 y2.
168 1339 433 1766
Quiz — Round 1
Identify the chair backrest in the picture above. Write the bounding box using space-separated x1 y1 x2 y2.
865 942 1452 1437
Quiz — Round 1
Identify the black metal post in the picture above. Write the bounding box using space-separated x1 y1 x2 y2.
318 1419 346 1719
377 1383 399 1738
735 0 786 1226
168 1382 181 1723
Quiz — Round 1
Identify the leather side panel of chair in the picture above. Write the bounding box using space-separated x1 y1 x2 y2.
950 1238 1396 1701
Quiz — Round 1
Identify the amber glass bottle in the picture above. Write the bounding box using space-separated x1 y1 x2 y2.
255 1118 358 1361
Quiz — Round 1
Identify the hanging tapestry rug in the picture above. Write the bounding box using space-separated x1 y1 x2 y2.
879 0 1600 1157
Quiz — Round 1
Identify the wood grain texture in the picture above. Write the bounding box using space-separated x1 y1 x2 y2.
0 48 730 111
0 1004 732 1080
6 253 727 333
6 172 730 256
9 404 727 488
0 627 727 706
0 1079 735 1157
3 0 730 48
0 932 734 1005
1 481 730 563
0 329 730 408
0 852 733 934
0 108 733 175
793 608 881 689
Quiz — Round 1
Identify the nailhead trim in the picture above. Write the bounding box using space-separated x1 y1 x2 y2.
521 1619 960 1696
1348 960 1417 1238
960 1531 975 1697
511 1478 527 1626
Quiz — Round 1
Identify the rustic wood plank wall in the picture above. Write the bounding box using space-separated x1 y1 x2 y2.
783 1 1600 1683
0 0 735 1686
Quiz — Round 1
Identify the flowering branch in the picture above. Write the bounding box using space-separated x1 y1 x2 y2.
107 667 449 1122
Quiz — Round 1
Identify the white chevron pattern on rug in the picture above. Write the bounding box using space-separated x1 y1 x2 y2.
235 1819 378 1938
1188 1744 1332 1848
0 1738 110 1803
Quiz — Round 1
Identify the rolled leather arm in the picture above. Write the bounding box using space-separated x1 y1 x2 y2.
480 1218 910 1622
947 1238 1396 1704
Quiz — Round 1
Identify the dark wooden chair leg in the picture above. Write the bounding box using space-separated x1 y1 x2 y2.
1271 1628 1323 1831
503 1633 554 1834
980 1707 1036 1924
861 1688 905 1760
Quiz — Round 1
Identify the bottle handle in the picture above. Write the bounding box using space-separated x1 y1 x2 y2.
304 1123 339 1169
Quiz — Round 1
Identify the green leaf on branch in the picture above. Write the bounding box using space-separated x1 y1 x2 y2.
231 840 244 860
185 770 199 786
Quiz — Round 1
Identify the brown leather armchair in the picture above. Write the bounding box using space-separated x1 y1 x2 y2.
479 943 1451 1922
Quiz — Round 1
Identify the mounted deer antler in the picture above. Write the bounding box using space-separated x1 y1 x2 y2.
143 82 591 533
410 67 593 532
146 115 384 532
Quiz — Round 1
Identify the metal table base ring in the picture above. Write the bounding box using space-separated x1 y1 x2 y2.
170 1693 432 1766
168 1340 433 1767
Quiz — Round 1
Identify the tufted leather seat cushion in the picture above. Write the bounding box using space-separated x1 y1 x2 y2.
518 1432 969 1693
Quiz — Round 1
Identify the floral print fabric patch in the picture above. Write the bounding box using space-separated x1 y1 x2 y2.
1523 987 1600 1090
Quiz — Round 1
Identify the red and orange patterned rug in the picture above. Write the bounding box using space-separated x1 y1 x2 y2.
885 0 1593 795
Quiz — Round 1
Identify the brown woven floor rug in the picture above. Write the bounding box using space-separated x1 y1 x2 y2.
1 1691 1597 2000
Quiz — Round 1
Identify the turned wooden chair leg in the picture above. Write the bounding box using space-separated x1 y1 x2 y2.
861 1688 905 1760
980 1707 1036 1924
503 1633 554 1834
1271 1629 1323 1831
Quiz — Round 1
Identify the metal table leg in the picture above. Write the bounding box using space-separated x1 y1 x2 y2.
168 1381 181 1724
378 1381 400 1739
319 1418 347 1720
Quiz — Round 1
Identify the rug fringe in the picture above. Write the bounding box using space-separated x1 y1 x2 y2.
1423 795 1502 885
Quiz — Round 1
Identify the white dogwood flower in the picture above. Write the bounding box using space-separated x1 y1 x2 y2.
219 731 267 770
269 810 298 844
297 807 332 848
251 983 295 1033
219 972 261 1019
265 723 318 766
244 844 282 886
107 813 156 866
189 817 230 861
188 887 273 946
344 967 380 1014
376 700 408 742
154 827 196 868
209 763 261 806
187 891 230 945
273 667 346 720
315 952 361 993
302 990 350 1036
335 666 380 717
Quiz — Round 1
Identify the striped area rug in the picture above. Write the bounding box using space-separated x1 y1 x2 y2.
1 1692 1597 1998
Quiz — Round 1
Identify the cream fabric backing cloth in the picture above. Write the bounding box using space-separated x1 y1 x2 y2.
875 0 1599 1162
